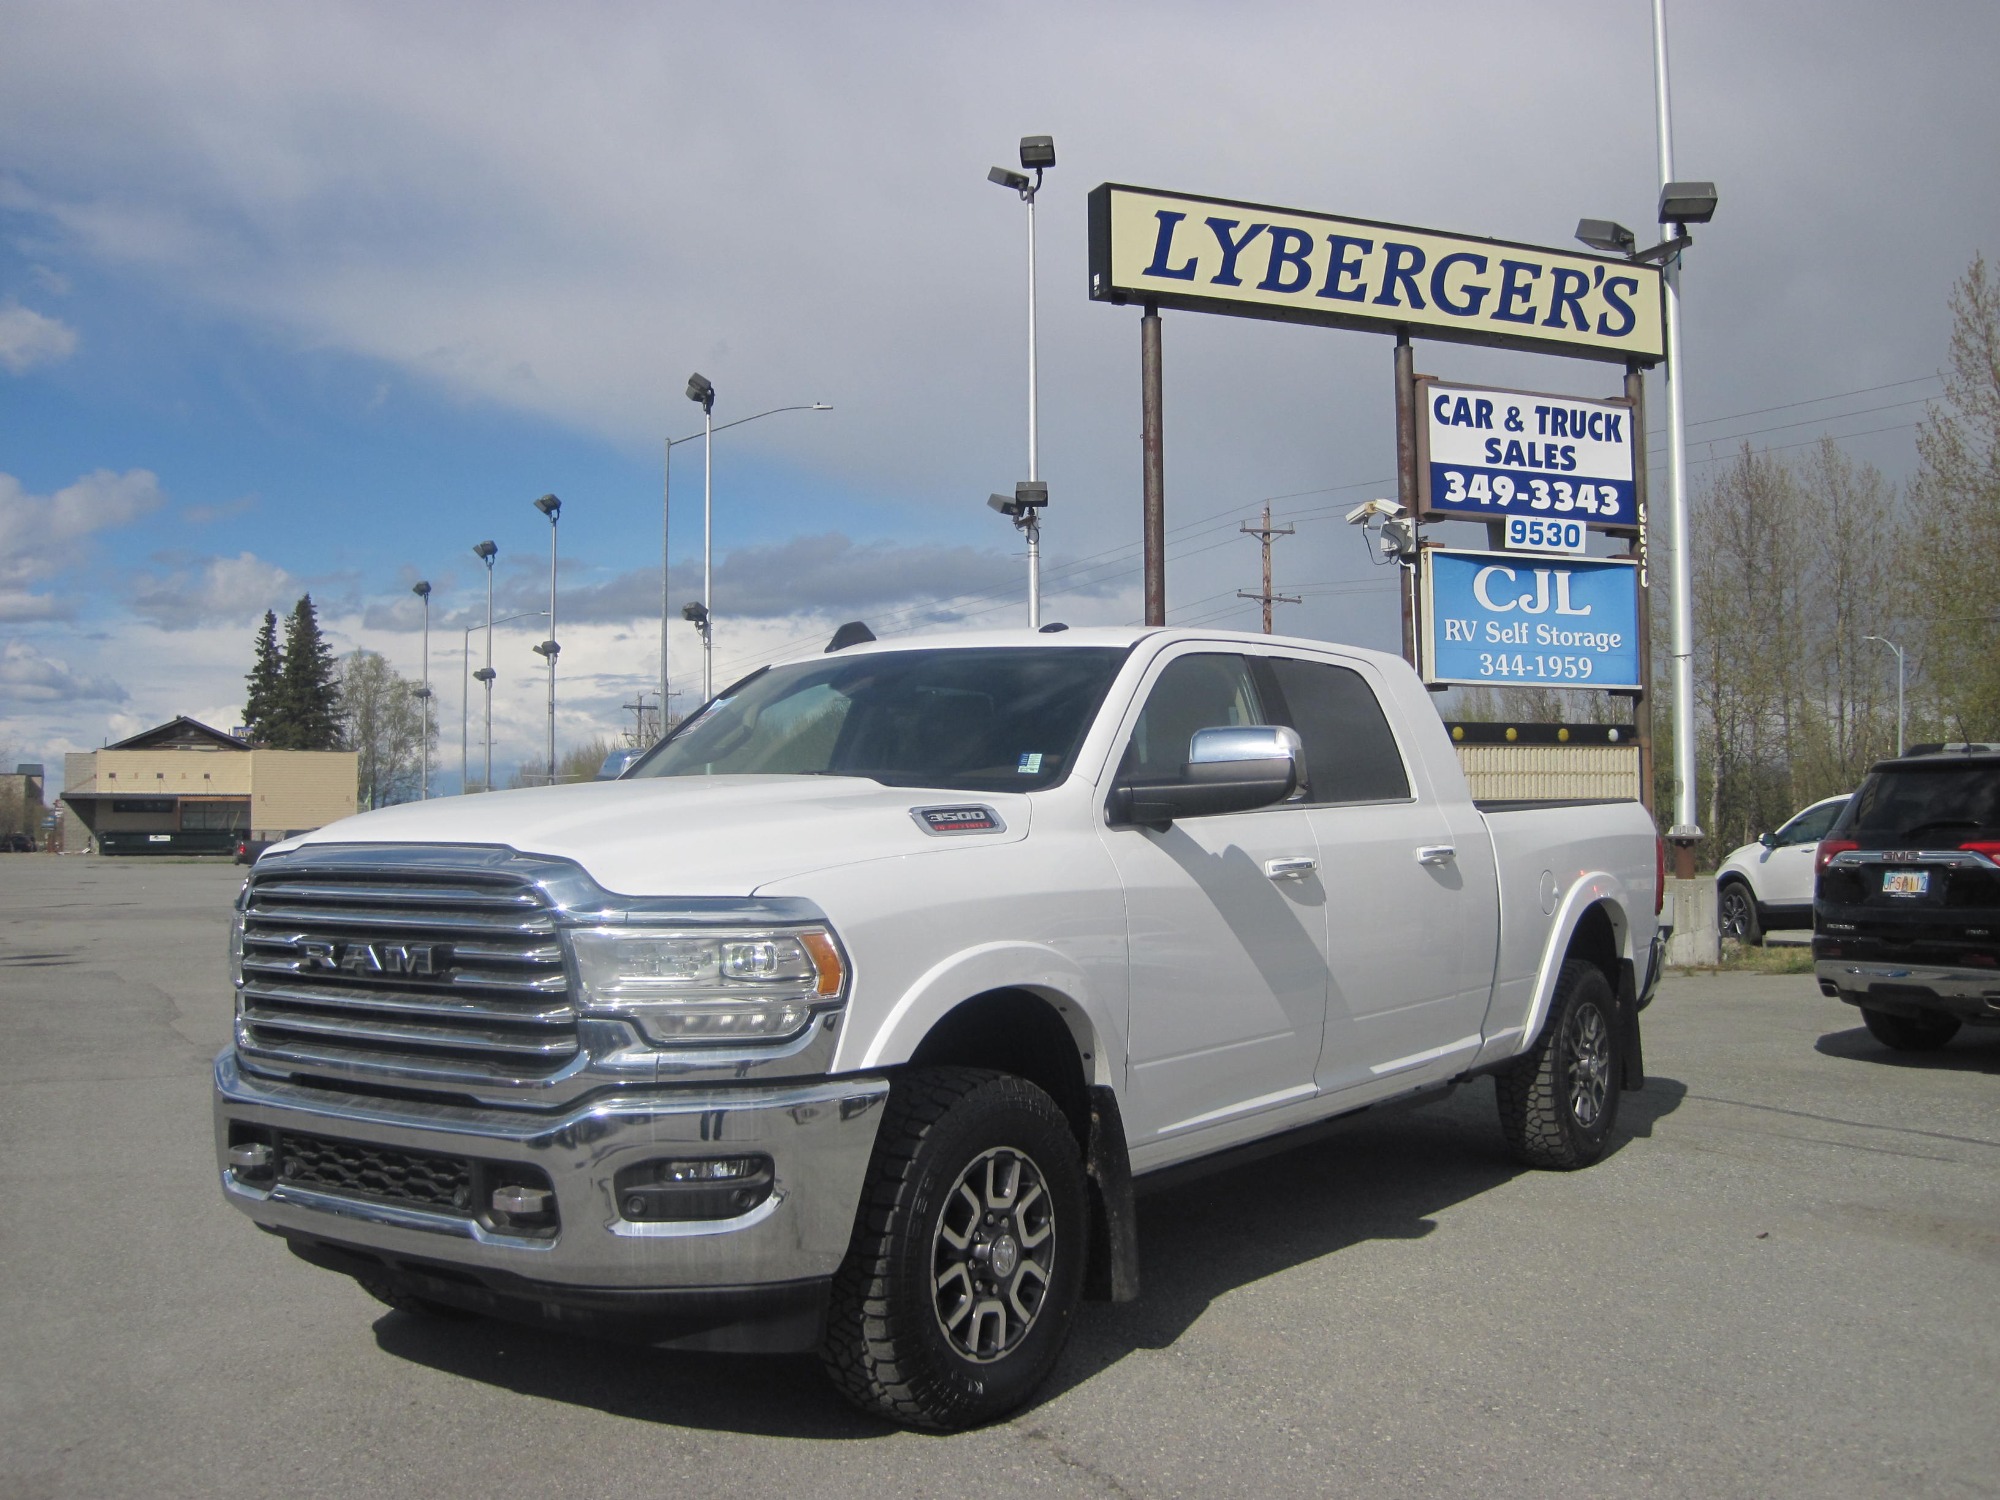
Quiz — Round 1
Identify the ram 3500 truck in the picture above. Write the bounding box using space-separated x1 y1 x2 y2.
215 627 1667 1429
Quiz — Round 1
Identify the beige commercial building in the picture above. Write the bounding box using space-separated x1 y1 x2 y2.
60 717 358 855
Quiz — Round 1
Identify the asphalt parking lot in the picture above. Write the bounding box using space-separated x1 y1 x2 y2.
2 857 1994 1500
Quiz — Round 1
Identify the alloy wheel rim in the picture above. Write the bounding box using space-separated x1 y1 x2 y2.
1721 889 1750 939
1565 1002 1611 1128
931 1146 1055 1363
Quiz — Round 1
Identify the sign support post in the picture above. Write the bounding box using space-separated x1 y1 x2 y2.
1141 301 1165 626
1395 334 1419 670
1625 361 1655 816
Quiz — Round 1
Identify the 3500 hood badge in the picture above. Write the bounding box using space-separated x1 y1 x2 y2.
911 805 1007 836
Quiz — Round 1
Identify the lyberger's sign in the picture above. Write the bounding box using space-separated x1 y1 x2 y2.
1088 185 1663 364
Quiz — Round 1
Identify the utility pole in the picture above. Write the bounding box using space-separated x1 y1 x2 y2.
621 691 662 749
1237 504 1300 634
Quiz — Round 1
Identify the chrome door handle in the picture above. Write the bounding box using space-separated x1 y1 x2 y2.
1265 856 1318 881
1416 845 1457 866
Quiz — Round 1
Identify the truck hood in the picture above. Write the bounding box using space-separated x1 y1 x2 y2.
277 775 1030 896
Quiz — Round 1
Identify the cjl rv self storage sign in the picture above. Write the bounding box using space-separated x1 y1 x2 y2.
1419 381 1636 529
1422 549 1641 689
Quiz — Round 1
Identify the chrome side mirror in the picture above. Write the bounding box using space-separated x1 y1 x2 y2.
1110 724 1301 829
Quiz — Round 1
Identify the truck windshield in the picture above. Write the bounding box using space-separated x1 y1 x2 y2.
630 647 1129 792
1840 761 2000 844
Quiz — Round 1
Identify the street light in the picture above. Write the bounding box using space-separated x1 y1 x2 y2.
411 580 432 799
987 483 1048 626
1865 634 1907 757
661 400 831 731
531 494 561 784
472 540 498 793
1649 0 1717 878
988 133 1055 627
685 373 717 703
460 610 545 793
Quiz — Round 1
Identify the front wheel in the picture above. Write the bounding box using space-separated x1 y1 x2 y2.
1860 1007 1961 1052
1718 880 1762 945
1496 959 1623 1170
821 1068 1088 1431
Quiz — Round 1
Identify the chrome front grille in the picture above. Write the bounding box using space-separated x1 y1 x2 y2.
238 866 579 1087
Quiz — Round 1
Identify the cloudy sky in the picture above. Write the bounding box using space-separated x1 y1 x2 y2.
4 1 1995 792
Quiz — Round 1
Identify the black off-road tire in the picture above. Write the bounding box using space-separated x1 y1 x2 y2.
1496 958 1623 1170
1860 1007 1961 1052
1718 880 1763 945
820 1067 1088 1431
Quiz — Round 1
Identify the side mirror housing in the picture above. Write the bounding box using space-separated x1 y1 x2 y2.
1109 725 1301 829
1757 832 1777 850
597 748 641 780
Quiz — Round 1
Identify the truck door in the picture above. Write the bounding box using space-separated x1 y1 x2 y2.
1097 649 1332 1147
1255 654 1500 1095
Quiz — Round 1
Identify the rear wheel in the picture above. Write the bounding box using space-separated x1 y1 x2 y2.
1860 1007 1961 1052
1718 880 1762 945
1497 959 1622 1170
821 1067 1087 1431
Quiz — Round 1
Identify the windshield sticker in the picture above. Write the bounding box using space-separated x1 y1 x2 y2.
911 805 1007 836
1017 752 1044 774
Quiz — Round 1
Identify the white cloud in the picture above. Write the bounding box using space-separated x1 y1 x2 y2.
0 639 124 704
0 468 165 617
0 300 78 373
129 550 295 630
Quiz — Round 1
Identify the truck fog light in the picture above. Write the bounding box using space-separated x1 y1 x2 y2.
491 1184 553 1223
228 1141 274 1183
615 1155 774 1221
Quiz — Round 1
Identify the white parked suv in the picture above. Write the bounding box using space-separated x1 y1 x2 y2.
1714 793 1851 944
214 627 1666 1429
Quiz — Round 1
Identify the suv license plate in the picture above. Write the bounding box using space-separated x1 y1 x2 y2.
1883 870 1929 896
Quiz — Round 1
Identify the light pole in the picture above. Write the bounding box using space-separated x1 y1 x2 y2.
1865 635 1906 757
1650 0 1723 878
472 540 498 792
460 610 545 793
532 494 561 783
411 580 432 799
988 133 1055 627
661 400 830 728
684 373 717 702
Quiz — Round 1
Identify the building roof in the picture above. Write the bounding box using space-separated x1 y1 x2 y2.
104 716 250 752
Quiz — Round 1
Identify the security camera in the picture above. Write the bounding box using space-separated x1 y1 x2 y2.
1344 498 1405 526
1378 516 1417 561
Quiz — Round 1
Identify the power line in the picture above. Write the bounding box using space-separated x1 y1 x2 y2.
1648 395 1937 448
1679 373 1940 431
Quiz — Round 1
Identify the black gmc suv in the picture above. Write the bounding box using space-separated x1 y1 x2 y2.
1814 747 2000 1050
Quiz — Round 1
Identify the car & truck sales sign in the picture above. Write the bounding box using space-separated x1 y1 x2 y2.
1422 550 1641 690
1419 380 1637 529
1087 185 1664 364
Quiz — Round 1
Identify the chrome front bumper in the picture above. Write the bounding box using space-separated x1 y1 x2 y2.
214 1051 889 1294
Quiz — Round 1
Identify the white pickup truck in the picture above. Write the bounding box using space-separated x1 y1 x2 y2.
215 626 1667 1429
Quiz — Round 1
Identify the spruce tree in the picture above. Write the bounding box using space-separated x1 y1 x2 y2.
272 594 345 750
242 610 283 744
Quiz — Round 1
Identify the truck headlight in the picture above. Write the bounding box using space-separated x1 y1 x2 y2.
570 927 846 1044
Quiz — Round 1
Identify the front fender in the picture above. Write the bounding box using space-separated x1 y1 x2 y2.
841 940 1116 1086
